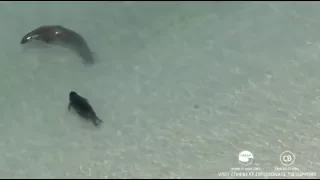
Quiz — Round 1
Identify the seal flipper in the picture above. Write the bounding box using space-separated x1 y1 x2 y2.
77 45 96 64
80 51 95 64
93 116 103 126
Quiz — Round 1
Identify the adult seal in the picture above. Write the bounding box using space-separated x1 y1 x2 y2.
20 25 95 64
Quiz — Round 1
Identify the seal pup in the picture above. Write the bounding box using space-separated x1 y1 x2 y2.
68 91 103 126
20 25 95 64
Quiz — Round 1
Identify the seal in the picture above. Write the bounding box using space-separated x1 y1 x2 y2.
68 91 103 126
20 25 95 64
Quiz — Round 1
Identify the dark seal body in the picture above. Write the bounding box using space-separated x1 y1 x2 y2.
68 91 103 126
20 25 95 64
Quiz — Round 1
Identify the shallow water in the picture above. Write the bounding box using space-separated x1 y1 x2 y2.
0 1 319 178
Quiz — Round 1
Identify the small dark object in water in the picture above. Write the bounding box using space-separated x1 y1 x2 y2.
68 91 103 126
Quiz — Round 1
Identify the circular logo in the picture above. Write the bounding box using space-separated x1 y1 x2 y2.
238 150 254 166
280 151 295 166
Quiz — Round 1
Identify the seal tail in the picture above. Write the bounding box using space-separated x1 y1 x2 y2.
80 51 95 64
93 116 103 126
78 45 95 64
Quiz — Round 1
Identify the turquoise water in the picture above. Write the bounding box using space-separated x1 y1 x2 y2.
0 2 319 178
